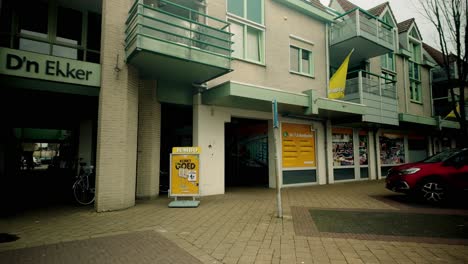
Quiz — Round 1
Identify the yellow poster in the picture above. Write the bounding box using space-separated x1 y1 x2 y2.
281 123 316 168
170 154 199 196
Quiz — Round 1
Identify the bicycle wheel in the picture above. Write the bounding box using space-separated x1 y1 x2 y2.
73 181 95 205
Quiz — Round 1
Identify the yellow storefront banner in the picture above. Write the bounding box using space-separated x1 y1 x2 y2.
170 153 200 196
281 123 316 168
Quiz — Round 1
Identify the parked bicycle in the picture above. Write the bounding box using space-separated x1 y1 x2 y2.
73 162 95 205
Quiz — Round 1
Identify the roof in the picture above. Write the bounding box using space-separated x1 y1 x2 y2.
307 0 327 11
397 18 414 33
423 42 457 65
333 0 358 12
368 2 388 16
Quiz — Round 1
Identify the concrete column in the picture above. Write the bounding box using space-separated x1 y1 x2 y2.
95 0 139 212
193 94 230 195
353 129 359 180
78 120 93 166
368 130 377 180
136 80 161 199
325 120 334 184
427 136 433 156
316 122 327 185
375 130 382 179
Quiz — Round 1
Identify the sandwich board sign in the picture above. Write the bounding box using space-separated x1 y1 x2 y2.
169 147 200 208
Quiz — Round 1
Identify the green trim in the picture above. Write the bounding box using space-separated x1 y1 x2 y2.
398 48 412 58
202 81 309 110
335 7 393 29
316 98 366 115
440 120 460 129
398 113 436 126
272 0 334 22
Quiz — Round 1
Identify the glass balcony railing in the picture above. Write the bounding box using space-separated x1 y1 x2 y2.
125 0 233 83
345 70 397 100
330 8 394 53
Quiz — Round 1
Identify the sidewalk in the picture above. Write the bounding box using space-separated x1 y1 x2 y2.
1 180 467 263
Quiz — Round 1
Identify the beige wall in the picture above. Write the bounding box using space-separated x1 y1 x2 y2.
207 0 328 97
395 55 407 113
96 0 139 212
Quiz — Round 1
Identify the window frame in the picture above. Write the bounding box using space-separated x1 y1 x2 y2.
227 12 265 64
227 0 264 25
289 45 314 77
380 52 395 72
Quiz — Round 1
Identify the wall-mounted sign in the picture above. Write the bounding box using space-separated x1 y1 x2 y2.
281 123 315 168
170 147 200 197
0 47 100 87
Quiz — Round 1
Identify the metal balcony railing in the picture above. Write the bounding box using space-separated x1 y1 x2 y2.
330 8 394 49
125 0 233 64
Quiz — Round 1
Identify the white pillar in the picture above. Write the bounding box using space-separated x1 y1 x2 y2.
375 129 382 179
316 122 327 185
353 129 360 180
368 130 377 180
326 120 334 184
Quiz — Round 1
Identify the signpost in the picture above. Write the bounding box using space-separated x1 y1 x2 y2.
272 100 283 218
169 147 201 208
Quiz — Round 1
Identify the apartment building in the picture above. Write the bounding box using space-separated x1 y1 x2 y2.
0 0 460 212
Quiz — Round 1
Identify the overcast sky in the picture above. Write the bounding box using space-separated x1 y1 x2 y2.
319 0 441 49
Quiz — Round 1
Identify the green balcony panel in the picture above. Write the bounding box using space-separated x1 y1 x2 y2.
342 70 399 125
330 8 395 68
125 0 233 84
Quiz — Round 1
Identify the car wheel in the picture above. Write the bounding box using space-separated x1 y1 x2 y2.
419 179 446 203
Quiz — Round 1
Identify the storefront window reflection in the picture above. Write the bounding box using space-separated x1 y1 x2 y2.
332 128 354 166
380 134 405 165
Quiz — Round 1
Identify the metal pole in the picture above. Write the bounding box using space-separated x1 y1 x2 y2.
272 100 283 218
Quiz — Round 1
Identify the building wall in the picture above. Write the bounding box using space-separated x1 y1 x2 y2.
395 55 408 113
207 0 327 96
95 0 139 212
136 80 161 199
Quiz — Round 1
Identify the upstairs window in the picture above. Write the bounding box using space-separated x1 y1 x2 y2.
227 0 263 24
228 0 264 63
380 52 395 71
290 46 314 77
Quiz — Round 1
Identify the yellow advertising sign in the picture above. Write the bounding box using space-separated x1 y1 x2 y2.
281 123 316 168
170 154 200 196
172 147 201 154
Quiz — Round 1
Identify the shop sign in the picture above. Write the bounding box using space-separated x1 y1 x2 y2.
170 147 200 196
281 123 315 168
0 47 100 87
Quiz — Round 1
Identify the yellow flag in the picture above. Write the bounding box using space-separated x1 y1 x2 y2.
445 103 460 119
328 49 354 99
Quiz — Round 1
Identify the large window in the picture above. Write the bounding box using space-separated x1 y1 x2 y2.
227 0 264 63
409 40 422 103
290 46 314 76
1 1 101 63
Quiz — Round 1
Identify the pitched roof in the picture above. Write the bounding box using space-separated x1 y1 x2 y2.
307 0 327 11
423 42 457 65
368 2 388 16
397 18 414 33
334 0 358 12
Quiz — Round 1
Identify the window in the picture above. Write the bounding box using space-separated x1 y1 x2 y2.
409 40 422 103
290 46 314 76
410 80 421 102
230 20 263 62
227 0 264 63
381 72 396 98
380 52 394 71
227 0 263 24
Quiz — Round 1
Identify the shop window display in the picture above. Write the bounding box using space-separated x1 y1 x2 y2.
359 133 368 165
332 128 354 166
380 134 405 165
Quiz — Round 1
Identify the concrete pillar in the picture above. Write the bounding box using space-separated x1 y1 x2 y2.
78 120 93 166
136 80 161 199
95 0 139 212
325 120 334 184
193 94 230 195
353 129 359 180
375 130 382 179
368 130 377 180
315 122 327 185
427 136 433 156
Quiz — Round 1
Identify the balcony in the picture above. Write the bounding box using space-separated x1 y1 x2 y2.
329 8 395 68
125 0 233 84
343 71 398 125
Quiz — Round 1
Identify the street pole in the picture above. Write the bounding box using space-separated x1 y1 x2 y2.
272 100 283 218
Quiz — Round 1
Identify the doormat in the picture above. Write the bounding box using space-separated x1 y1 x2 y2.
309 209 468 239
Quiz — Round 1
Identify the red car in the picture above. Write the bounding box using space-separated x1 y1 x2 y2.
386 148 468 203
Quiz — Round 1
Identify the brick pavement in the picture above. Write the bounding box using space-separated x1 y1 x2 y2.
0 180 467 264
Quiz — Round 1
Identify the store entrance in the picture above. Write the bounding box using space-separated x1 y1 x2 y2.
159 103 193 195
225 118 269 187
0 89 97 215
